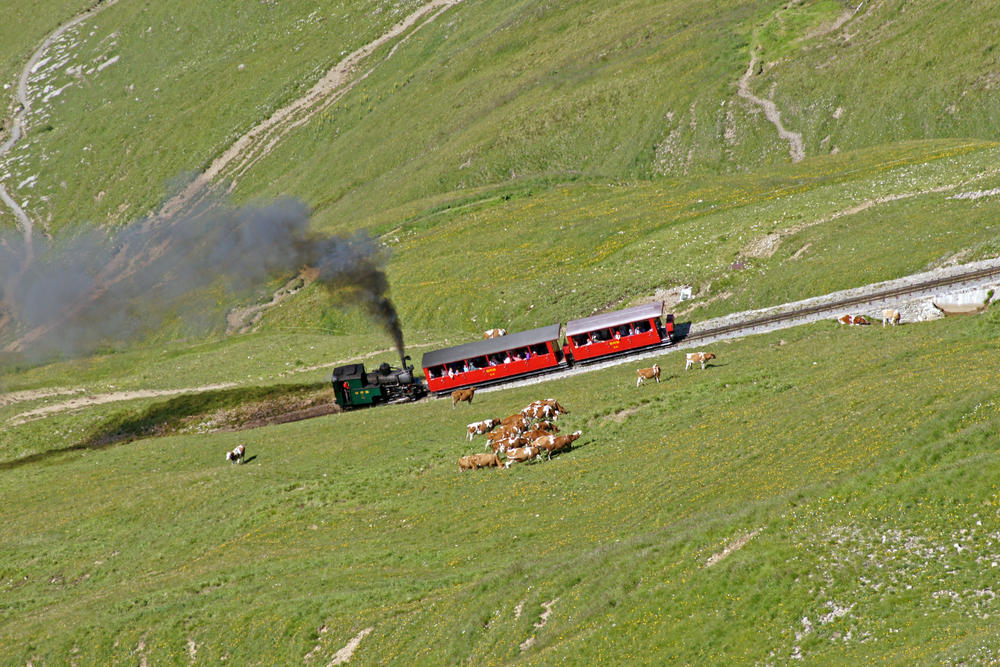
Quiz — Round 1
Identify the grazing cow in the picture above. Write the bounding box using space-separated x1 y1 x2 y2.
459 453 502 470
504 445 541 468
685 352 716 370
226 444 245 464
521 402 556 420
487 426 523 452
452 387 476 408
501 413 531 431
483 328 508 339
882 309 901 326
636 363 661 387
533 431 583 459
541 398 568 415
521 428 557 443
466 418 500 441
472 452 502 468
530 420 559 433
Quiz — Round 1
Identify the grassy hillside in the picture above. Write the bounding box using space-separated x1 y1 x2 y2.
3 310 1000 663
3 0 1000 662
3 0 999 236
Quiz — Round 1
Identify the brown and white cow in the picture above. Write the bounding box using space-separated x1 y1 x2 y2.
881 309 901 326
483 328 508 339
501 413 531 431
226 444 245 464
521 427 558 444
837 314 869 326
467 418 500 441
521 402 556 420
459 452 503 470
487 425 524 452
504 445 541 468
636 363 661 387
452 387 476 408
542 398 568 415
533 431 583 459
532 420 559 433
496 433 532 454
685 352 716 370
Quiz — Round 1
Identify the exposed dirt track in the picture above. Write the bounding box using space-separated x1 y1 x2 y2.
737 49 805 163
0 0 122 241
159 0 465 220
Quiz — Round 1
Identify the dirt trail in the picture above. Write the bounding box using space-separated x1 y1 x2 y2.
737 48 805 163
736 4 863 163
159 0 464 219
0 0 122 243
1 341 441 423
7 384 237 425
742 159 1000 259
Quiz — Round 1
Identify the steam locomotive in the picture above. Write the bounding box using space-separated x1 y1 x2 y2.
332 301 675 408
331 356 426 409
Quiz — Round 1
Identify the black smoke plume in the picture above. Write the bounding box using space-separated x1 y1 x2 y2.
0 192 404 364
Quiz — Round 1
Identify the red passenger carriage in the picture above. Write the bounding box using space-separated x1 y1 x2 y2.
421 324 564 393
564 302 672 362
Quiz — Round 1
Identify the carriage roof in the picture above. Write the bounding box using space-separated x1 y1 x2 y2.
565 302 663 337
421 324 562 368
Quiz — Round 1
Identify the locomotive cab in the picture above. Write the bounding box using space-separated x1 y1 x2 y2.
332 356 426 409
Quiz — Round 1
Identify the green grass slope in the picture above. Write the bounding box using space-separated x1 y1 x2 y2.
3 1 1000 661
3 311 1000 663
3 0 998 235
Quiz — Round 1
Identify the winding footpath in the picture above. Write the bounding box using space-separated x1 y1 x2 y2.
736 48 805 163
158 0 465 219
0 0 122 248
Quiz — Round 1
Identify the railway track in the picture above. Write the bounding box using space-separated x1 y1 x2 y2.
482 259 1000 393
683 261 1000 345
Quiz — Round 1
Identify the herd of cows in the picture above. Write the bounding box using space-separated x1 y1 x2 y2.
451 350 721 471
456 395 580 470
450 308 905 472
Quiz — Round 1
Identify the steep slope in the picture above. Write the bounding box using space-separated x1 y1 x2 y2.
2 0 997 236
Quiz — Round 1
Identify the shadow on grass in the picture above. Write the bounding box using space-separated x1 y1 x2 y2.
0 383 326 472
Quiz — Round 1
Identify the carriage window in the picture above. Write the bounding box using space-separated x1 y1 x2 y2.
472 356 488 369
533 343 550 355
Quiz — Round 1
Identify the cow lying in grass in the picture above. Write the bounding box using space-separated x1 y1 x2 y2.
226 444 245 464
636 363 660 386
685 352 715 370
459 453 502 470
837 314 869 326
452 387 476 408
483 328 507 338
